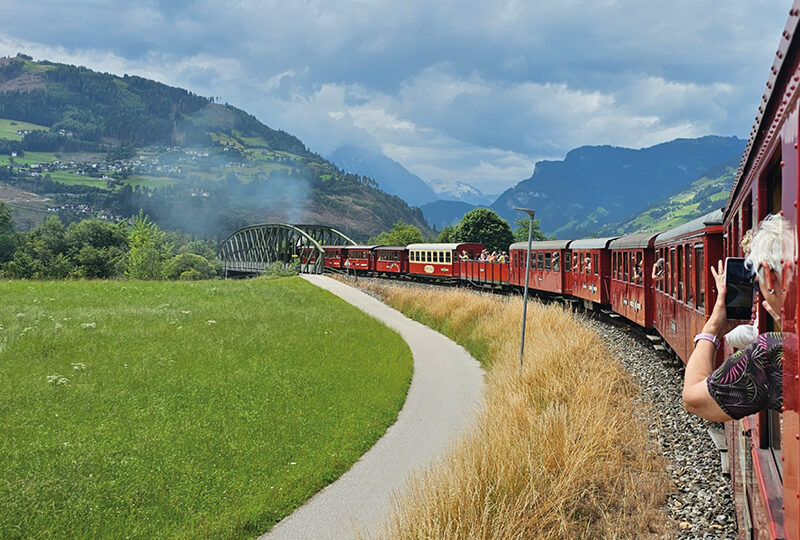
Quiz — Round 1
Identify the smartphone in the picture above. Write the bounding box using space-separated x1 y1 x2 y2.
725 257 755 320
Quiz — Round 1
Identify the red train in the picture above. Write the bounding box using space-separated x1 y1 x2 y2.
317 6 800 536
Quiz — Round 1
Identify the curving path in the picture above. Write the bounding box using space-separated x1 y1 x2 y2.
261 275 484 540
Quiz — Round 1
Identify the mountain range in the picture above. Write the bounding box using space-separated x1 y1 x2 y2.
490 136 746 238
0 54 749 242
0 54 431 240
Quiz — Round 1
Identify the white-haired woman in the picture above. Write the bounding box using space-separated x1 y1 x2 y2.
682 214 795 421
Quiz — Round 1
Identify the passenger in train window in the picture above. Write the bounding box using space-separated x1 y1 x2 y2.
584 257 591 274
633 260 644 284
651 258 665 281
552 252 559 271
683 214 795 421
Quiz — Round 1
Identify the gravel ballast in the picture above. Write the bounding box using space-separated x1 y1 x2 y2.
582 315 737 539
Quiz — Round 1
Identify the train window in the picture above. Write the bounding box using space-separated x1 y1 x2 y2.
537 252 544 270
553 252 560 272
593 253 598 275
766 157 782 214
635 252 643 284
565 252 571 271
685 247 693 305
623 252 629 281
695 245 704 311
436 252 442 263
669 248 676 297
677 246 684 302
545 252 552 271
446 251 451 263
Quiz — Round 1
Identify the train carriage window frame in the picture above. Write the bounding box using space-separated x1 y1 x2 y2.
624 251 629 282
565 251 571 272
635 251 643 285
694 244 704 311
685 246 693 305
537 252 544 270
669 247 676 297
553 252 560 272
593 253 598 275
677 245 684 303
544 252 552 271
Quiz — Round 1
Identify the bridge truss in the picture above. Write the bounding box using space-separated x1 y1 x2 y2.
218 224 356 276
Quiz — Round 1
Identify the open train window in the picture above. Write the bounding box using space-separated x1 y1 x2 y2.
635 252 643 284
593 253 598 275
545 252 552 271
669 248 676 297
613 252 618 280
565 252 571 272
537 252 544 270
685 246 693 305
695 245 704 311
676 246 684 302
553 252 560 272
624 252 629 281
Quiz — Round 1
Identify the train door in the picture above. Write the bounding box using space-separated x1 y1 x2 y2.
564 251 573 293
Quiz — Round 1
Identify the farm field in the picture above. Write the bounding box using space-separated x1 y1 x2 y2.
0 118 49 140
0 277 413 538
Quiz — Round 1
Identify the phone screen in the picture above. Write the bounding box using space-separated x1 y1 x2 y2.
725 257 754 320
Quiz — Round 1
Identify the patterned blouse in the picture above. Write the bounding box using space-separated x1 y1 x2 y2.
706 332 785 420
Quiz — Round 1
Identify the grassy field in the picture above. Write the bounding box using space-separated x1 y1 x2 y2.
356 283 672 539
0 278 413 538
0 118 49 141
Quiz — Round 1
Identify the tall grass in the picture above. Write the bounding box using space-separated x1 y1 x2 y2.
362 283 671 539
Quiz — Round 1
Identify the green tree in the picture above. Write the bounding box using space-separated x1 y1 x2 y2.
513 216 552 242
0 201 13 234
455 208 514 252
369 221 424 245
163 253 217 280
65 219 129 278
126 212 172 280
436 224 458 243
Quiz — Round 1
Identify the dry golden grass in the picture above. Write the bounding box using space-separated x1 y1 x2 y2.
360 283 673 539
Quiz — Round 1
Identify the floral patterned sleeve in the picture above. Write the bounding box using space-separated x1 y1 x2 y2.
706 332 784 420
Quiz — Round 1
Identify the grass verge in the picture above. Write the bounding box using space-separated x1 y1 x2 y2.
359 283 672 539
0 277 413 538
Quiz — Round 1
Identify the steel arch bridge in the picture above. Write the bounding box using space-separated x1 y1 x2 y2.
218 224 356 276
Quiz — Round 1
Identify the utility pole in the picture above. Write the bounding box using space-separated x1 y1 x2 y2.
515 207 536 374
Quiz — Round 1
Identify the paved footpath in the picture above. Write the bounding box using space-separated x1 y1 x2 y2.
261 275 484 540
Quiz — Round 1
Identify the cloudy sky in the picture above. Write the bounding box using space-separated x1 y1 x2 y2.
0 1 792 194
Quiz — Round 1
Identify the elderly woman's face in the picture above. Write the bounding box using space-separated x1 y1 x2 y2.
757 264 785 322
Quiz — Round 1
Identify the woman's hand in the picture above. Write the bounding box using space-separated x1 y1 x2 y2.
704 260 734 337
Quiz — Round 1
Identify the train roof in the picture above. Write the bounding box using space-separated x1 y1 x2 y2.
608 232 659 250
509 240 571 251
569 237 618 249
406 243 483 250
373 246 407 251
728 7 800 213
654 209 723 244
343 245 381 250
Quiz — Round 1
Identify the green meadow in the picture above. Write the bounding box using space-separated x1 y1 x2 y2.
0 277 413 538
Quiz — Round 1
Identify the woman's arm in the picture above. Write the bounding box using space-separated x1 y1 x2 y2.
682 260 734 422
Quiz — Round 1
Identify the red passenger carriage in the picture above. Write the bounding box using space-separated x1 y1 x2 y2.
508 240 571 294
342 245 378 273
568 238 616 307
322 245 346 270
609 232 659 328
407 243 483 280
652 210 723 364
374 246 408 275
